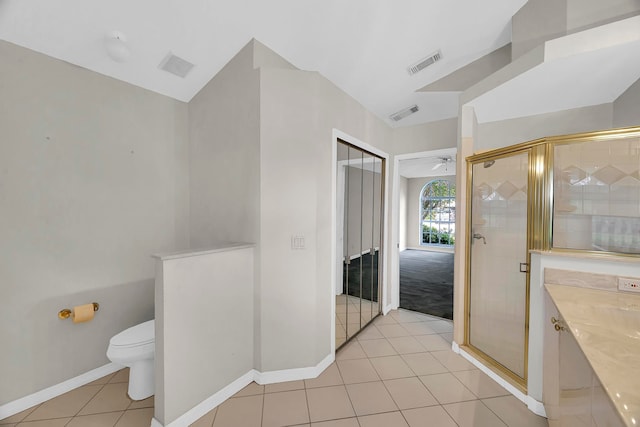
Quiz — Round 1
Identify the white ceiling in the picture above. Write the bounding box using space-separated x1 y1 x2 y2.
399 149 457 178
0 0 527 127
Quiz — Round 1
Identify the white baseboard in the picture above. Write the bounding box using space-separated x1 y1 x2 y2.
383 304 395 315
153 354 334 427
254 353 334 385
159 370 255 427
0 362 122 420
453 343 547 418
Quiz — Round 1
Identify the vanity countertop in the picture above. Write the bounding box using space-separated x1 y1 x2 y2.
545 283 640 427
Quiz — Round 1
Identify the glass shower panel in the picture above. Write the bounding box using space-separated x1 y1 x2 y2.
345 146 363 339
469 152 529 379
553 137 640 254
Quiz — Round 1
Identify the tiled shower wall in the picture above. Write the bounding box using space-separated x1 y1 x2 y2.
553 136 640 254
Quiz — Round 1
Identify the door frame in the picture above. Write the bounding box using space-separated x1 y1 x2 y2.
391 148 457 312
331 129 389 355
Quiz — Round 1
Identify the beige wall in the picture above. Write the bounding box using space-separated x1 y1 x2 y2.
511 0 640 60
613 77 640 128
0 40 189 404
475 103 613 151
259 64 394 370
188 42 261 248
398 176 408 251
566 0 640 33
393 118 457 155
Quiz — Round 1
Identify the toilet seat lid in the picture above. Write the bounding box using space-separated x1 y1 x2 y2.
110 320 154 347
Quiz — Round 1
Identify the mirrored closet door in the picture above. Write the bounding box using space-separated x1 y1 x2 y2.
336 140 384 349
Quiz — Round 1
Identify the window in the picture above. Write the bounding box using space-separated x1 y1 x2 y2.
420 179 456 246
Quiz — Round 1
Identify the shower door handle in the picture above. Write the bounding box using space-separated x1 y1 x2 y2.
519 262 529 273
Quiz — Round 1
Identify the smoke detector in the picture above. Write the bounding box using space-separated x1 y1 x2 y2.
389 105 419 122
158 52 195 78
104 31 131 63
407 50 442 76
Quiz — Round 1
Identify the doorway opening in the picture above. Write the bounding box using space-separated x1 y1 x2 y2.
396 148 456 320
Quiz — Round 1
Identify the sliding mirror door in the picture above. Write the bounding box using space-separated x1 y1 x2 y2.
336 140 384 349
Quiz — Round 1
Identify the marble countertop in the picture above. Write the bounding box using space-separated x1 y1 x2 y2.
545 283 640 427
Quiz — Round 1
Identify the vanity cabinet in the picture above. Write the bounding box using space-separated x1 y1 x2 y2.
543 291 625 427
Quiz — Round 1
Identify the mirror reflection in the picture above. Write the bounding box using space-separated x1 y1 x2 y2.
336 140 383 349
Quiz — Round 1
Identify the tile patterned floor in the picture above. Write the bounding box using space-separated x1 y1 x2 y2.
1 309 548 427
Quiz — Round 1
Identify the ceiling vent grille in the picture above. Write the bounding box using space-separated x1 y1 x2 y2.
158 52 195 78
407 50 442 76
390 105 419 122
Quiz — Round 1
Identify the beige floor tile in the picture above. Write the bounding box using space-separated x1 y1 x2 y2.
109 369 129 384
264 380 305 393
443 400 507 427
77 383 132 416
310 418 360 427
336 340 367 360
357 411 409 427
401 352 448 376
418 373 477 404
356 325 384 340
359 339 397 358
189 407 217 427
306 385 355 422
262 390 309 427
414 334 451 351
0 405 39 424
372 314 398 325
232 382 264 397
305 363 343 389
23 385 103 421
402 406 458 427
383 377 438 410
390 310 427 323
15 418 72 426
336 359 380 384
482 396 549 427
400 322 439 336
439 332 454 343
128 395 154 409
87 372 117 386
66 411 124 427
213 395 263 427
430 350 476 372
345 382 398 416
113 408 154 427
426 320 454 334
369 356 414 380
376 324 410 338
453 370 509 399
387 336 426 354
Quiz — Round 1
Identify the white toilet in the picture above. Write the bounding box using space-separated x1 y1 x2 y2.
106 319 155 400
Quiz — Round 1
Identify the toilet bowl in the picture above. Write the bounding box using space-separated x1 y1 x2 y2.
106 320 155 400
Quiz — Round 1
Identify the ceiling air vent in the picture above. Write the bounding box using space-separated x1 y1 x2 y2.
390 105 419 122
407 50 442 76
158 52 195 78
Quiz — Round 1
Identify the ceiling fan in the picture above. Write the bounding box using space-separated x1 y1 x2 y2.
432 156 453 171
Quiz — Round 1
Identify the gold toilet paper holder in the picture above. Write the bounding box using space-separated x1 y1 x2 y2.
58 303 99 320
